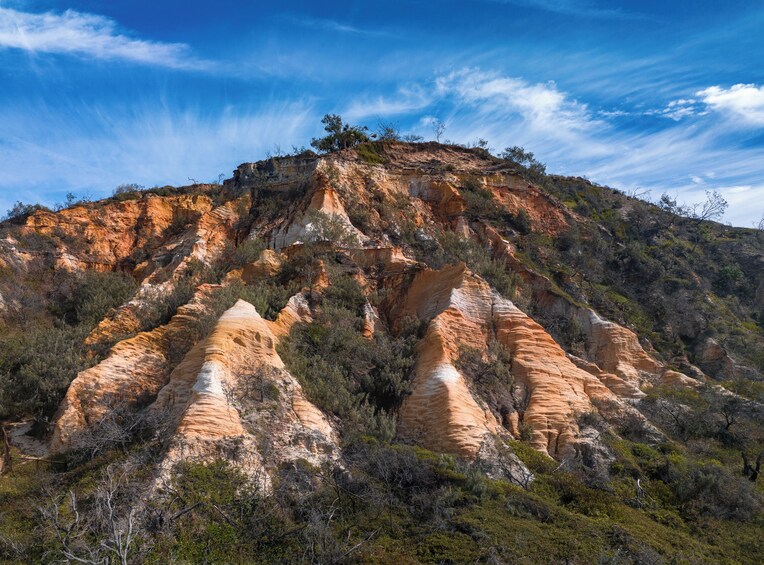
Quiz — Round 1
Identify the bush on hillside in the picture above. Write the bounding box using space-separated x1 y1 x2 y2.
3 201 50 223
0 270 137 428
279 273 422 440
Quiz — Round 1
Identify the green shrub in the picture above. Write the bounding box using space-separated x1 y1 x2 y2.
664 457 762 520
717 263 744 293
508 440 557 474
135 277 196 331
456 341 517 420
438 231 518 298
0 270 138 427
511 208 533 235
500 146 546 179
2 201 50 223
51 270 138 327
207 238 268 282
165 208 202 236
310 114 370 152
279 274 420 440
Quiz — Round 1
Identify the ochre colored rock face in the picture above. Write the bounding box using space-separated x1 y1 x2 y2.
491 296 618 457
580 311 661 385
396 263 633 458
50 288 218 453
23 194 216 270
4 141 720 482
398 265 500 457
152 299 338 473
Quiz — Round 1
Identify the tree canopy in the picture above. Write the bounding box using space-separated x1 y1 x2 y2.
310 114 370 152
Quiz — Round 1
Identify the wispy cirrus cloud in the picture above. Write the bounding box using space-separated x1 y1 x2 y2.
488 0 639 19
0 6 206 69
0 97 316 214
646 84 764 126
344 86 431 120
645 98 705 121
284 16 387 36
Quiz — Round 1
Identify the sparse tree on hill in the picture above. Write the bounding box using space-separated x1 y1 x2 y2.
658 193 687 216
432 119 446 143
3 201 49 222
500 146 546 178
41 465 141 565
310 114 369 153
113 183 144 196
402 133 424 142
691 190 728 225
376 120 401 141
657 193 692 229
658 190 727 228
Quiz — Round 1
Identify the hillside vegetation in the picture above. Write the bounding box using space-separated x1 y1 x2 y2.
0 137 762 563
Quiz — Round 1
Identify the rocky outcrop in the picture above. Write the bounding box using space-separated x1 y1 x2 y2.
237 248 283 283
694 336 757 381
577 310 661 385
353 246 416 274
568 355 645 400
22 194 216 272
408 179 466 218
491 295 620 457
86 197 246 346
487 173 572 235
152 299 338 477
395 263 636 459
50 287 218 452
271 187 365 249
53 293 336 481
397 265 500 457
227 154 318 191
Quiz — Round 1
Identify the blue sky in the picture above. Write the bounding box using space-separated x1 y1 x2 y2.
2 1 764 226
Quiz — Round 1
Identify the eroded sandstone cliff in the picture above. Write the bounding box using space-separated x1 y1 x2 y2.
1 141 758 489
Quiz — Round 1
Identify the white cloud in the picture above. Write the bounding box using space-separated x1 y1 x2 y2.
0 7 204 68
646 85 764 125
696 84 764 125
690 175 705 185
645 98 705 121
435 68 598 137
705 184 764 227
729 185 752 194
598 109 630 118
343 86 431 120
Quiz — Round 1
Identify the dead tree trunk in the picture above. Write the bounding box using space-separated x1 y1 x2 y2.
742 451 763 482
1 425 12 476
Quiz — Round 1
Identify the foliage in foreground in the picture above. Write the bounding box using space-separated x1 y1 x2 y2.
2 429 762 564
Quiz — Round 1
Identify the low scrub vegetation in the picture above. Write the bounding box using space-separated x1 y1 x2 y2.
3 427 761 563
280 269 423 441
0 270 137 432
